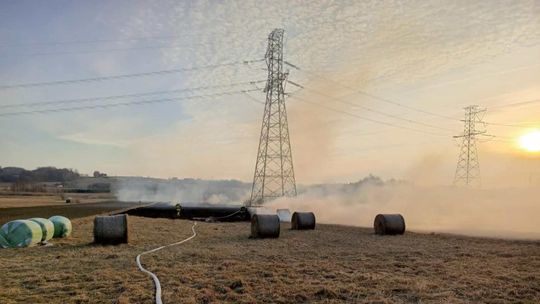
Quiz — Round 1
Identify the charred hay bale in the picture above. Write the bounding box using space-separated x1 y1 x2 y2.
373 214 405 235
250 214 280 238
93 214 129 245
291 212 316 230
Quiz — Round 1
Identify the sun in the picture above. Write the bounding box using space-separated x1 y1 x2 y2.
519 130 540 152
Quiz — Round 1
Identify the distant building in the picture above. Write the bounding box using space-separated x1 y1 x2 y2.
93 171 108 178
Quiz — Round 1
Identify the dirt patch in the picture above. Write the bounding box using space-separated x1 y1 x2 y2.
1 216 539 303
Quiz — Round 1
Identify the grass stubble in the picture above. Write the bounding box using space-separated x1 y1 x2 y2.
0 215 539 303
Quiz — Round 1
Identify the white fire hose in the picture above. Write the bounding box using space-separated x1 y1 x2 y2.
136 222 198 304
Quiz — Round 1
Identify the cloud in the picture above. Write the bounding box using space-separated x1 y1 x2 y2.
108 0 540 181
2 0 539 182
58 132 133 148
118 0 540 86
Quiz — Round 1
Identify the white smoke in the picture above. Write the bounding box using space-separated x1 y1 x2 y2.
113 177 250 204
269 182 540 240
113 175 540 239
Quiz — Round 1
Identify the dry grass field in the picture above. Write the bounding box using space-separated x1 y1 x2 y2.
1 215 539 304
0 193 115 208
0 194 65 208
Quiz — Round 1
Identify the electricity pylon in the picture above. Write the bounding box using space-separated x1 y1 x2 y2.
249 29 297 206
453 105 488 187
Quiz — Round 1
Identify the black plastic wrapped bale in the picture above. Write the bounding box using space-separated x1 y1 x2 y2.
250 214 280 238
373 214 406 235
93 214 129 245
125 202 180 218
291 212 316 230
179 204 249 221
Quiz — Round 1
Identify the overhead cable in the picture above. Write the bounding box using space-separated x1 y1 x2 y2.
284 60 460 121
287 80 455 132
0 80 265 109
287 94 451 137
0 59 264 90
0 88 259 117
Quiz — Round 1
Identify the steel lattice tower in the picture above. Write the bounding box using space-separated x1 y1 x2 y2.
453 105 487 187
249 29 297 206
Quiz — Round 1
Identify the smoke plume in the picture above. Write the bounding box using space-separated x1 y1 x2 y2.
269 179 540 240
114 177 250 204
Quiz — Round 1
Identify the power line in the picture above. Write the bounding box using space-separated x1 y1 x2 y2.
285 61 538 133
489 98 540 110
246 91 394 137
0 88 259 117
484 137 514 143
481 98 540 128
4 43 206 57
241 91 266 105
331 139 448 156
288 62 540 128
287 94 451 137
0 32 212 48
258 88 515 142
0 80 265 109
2 36 265 58
0 16 365 49
284 61 460 121
484 121 540 128
0 59 264 90
287 80 455 132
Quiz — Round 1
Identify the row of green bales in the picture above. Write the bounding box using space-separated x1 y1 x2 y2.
0 216 72 248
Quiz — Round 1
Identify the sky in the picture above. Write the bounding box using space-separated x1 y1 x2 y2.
0 0 539 187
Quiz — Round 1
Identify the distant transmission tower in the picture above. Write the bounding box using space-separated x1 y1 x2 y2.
249 29 297 206
453 105 488 187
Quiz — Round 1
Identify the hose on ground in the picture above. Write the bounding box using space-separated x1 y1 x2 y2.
136 221 197 304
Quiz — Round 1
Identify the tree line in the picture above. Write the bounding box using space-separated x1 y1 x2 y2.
0 167 80 183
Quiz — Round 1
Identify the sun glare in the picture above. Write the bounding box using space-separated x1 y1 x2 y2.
519 130 540 152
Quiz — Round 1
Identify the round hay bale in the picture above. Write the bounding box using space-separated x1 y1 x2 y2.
29 218 55 242
374 214 406 235
250 214 280 238
0 220 42 248
93 214 129 245
48 216 72 238
291 212 316 230
0 233 9 249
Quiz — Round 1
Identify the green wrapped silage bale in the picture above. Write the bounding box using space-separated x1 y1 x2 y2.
0 232 10 248
48 216 72 238
0 220 42 248
29 218 55 242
